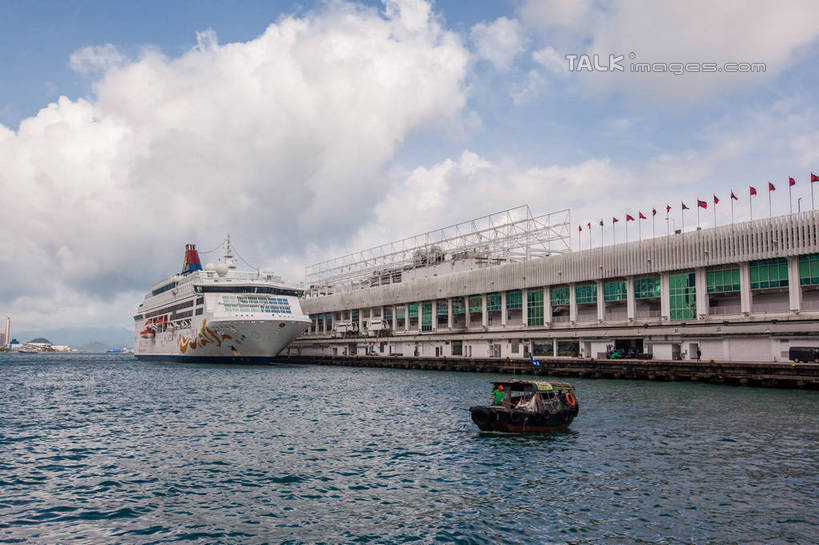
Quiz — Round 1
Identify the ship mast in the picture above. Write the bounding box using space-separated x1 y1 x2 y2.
224 234 237 269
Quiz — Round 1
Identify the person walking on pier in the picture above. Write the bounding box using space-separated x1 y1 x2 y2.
492 385 505 406
696 347 702 362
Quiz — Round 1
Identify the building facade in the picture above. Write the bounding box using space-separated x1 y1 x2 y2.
293 211 819 362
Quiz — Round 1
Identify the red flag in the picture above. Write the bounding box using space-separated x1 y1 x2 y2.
750 186 757 196
587 222 591 229
639 211 647 219
697 199 707 209
713 195 719 205
612 217 620 223
578 225 582 232
789 177 796 187
768 182 775 191
812 172 819 183
652 208 657 216
681 202 689 210
626 214 635 222
730 191 738 201
599 219 604 226
665 204 671 213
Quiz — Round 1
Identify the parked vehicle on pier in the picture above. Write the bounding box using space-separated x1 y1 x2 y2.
469 379 579 433
789 346 819 363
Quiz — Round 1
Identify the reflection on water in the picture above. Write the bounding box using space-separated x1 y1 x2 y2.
0 354 816 544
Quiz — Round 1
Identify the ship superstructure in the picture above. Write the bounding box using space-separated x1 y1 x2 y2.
134 237 310 363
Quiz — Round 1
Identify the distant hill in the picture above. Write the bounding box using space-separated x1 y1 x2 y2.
80 341 111 353
14 327 132 349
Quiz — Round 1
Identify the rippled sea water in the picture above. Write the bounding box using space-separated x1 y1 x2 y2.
0 354 816 544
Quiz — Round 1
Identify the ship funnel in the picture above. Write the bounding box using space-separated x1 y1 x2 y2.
182 243 203 274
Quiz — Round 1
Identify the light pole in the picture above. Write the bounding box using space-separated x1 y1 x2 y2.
798 197 803 213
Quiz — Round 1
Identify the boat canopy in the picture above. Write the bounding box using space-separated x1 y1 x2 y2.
491 379 575 392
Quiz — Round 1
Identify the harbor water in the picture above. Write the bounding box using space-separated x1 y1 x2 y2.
0 354 816 544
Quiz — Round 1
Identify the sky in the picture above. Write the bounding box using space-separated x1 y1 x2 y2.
2 0 819 344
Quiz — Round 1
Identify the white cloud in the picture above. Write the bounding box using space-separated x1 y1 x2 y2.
532 46 565 74
520 0 819 102
470 16 525 70
69 44 126 73
0 0 468 333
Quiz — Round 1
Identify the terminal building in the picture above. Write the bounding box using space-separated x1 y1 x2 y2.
291 206 819 363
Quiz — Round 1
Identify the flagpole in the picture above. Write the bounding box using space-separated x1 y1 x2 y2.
697 206 700 229
713 201 717 227
812 178 815 210
750 196 753 221
638 218 642 241
613 222 616 245
682 209 685 232
769 186 772 218
666 210 670 235
731 197 734 225
789 183 793 214
588 228 591 249
652 215 656 238
625 220 629 243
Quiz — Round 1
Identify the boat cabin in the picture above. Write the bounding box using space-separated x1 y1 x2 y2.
491 379 576 410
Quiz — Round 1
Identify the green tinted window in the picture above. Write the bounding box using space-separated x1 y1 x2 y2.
575 283 597 304
750 258 788 289
527 289 544 326
421 302 432 331
799 254 819 286
706 268 740 293
506 290 522 310
468 295 483 313
436 299 448 315
550 286 569 306
603 280 627 302
487 292 502 311
451 298 465 314
669 272 696 320
634 276 661 299
408 304 418 318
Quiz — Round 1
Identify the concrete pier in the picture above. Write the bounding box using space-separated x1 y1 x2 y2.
274 355 819 389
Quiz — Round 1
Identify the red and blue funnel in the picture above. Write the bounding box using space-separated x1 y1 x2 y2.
182 244 203 274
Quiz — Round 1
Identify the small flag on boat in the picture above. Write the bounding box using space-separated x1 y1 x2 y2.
529 354 541 367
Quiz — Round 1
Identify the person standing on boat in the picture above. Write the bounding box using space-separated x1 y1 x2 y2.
492 385 505 406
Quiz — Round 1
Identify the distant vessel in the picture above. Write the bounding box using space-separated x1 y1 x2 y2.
134 237 311 363
105 348 131 354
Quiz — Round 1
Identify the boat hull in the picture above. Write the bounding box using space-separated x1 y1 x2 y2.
469 404 579 433
134 316 310 363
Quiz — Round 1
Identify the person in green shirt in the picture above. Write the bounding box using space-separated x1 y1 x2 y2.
492 385 505 406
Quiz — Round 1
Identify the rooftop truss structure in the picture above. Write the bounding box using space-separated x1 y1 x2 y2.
306 206 571 287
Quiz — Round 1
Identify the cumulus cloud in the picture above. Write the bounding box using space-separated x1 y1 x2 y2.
0 0 469 332
519 0 819 102
470 16 525 70
69 44 126 73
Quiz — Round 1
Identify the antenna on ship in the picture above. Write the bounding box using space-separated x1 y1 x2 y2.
224 234 237 269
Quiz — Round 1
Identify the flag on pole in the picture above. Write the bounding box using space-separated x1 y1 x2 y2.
652 208 657 216
789 177 796 187
750 186 757 196
682 202 690 210
578 225 582 231
768 182 776 191
812 172 819 183
626 214 635 221
666 204 672 213
613 217 620 223
587 222 591 229
697 199 707 209
639 211 647 219
599 219 604 226
731 191 738 200
713 195 719 205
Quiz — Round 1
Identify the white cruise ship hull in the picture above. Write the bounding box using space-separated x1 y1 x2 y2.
134 316 310 364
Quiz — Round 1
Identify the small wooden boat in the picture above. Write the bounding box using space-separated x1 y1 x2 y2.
469 379 579 433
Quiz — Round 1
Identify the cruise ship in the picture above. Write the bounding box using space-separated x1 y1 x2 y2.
134 238 311 363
